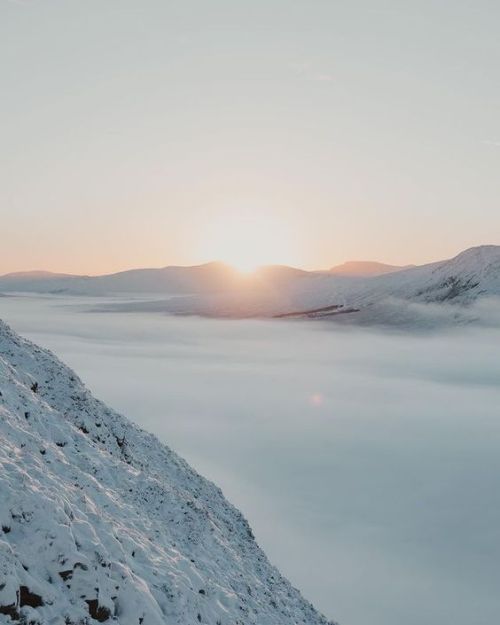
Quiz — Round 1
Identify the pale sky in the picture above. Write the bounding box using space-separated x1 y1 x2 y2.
1 0 499 274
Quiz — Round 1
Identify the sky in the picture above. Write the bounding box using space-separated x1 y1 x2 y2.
1 295 500 625
1 0 500 274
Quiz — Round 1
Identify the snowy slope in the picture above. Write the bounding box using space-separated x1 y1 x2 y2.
346 245 500 304
291 245 500 309
0 320 336 625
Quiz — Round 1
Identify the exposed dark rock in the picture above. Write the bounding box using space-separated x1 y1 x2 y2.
0 602 19 620
19 585 44 608
86 599 112 622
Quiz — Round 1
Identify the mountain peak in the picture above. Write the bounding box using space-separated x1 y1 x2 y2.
329 260 411 277
450 244 500 262
0 270 72 280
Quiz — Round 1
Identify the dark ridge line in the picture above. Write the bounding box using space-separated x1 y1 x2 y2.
273 304 360 319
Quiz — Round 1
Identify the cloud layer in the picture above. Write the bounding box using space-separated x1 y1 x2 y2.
1 294 499 625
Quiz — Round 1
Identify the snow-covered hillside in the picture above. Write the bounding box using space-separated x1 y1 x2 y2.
87 246 500 325
349 245 500 305
324 245 500 325
0 320 335 625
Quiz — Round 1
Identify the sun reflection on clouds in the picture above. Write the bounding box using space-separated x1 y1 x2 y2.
309 392 324 407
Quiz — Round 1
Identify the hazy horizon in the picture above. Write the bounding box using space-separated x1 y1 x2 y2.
1 242 498 277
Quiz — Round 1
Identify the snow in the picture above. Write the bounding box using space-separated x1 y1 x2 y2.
82 246 500 326
0 319 335 625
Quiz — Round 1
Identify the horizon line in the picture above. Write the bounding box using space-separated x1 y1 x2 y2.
1 243 498 279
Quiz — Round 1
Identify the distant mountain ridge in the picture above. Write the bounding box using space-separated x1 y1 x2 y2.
0 270 74 279
0 262 310 296
1 246 499 326
328 261 413 277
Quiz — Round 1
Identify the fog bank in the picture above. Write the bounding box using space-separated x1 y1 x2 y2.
1 294 499 625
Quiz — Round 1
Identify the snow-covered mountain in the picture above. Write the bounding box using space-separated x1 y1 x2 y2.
86 246 500 324
314 245 500 326
1 246 499 325
0 264 308 297
0 320 335 625
335 244 500 311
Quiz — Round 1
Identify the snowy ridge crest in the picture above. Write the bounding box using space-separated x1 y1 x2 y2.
0 320 335 625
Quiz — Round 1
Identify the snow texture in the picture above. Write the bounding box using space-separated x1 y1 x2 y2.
0 320 335 625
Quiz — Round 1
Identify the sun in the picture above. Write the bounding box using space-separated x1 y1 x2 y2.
230 257 261 274
198 209 297 272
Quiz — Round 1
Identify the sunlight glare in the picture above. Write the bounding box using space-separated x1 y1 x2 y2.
199 209 297 271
